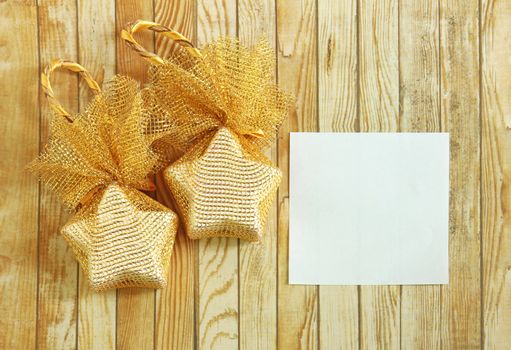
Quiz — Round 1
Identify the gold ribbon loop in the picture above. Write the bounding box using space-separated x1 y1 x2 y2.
121 20 202 65
42 59 101 121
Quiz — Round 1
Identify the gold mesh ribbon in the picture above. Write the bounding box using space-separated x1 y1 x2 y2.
29 59 178 291
122 20 293 241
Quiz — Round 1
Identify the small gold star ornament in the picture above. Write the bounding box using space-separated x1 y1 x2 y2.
62 184 177 290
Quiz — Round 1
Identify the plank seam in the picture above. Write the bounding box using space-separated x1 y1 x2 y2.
236 4 241 349
478 0 484 348
236 2 241 347
315 0 321 348
35 0 42 348
194 4 199 350
75 1 81 348
356 0 362 346
152 3 157 350
274 0 280 346
114 1 118 349
397 0 402 348
437 0 443 345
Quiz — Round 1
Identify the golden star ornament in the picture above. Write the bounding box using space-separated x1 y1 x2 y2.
62 184 178 290
164 127 281 241
29 60 179 290
122 22 294 241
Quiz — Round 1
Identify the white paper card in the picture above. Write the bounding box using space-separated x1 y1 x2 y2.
289 132 449 285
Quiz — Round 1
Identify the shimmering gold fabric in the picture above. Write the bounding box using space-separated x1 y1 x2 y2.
125 23 293 241
143 37 292 155
62 184 177 290
165 127 281 241
29 68 178 291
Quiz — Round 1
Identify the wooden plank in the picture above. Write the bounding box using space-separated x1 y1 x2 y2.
399 0 441 133
76 1 117 349
115 1 156 350
196 1 239 349
154 1 196 349
0 2 39 349
154 0 196 58
358 0 399 132
358 0 400 348
237 0 278 349
155 173 196 350
439 0 481 348
399 1 443 348
196 228 239 350
116 0 155 83
481 0 511 348
276 0 318 349
36 1 79 348
317 0 359 348
318 0 358 133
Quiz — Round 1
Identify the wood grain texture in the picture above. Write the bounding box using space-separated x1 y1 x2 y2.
317 0 359 349
399 1 443 348
36 1 78 348
359 0 399 132
78 0 116 92
76 1 117 349
358 1 400 348
0 2 39 349
115 0 154 83
154 0 196 58
399 0 441 133
238 0 278 349
198 237 239 350
439 0 482 348
481 0 511 348
276 0 319 349
197 1 239 349
115 1 156 350
318 0 358 133
154 1 196 349
3 1 511 348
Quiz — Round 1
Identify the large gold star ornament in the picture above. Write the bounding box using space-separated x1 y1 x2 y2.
165 127 281 241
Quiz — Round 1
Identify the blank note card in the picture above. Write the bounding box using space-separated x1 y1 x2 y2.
289 133 449 285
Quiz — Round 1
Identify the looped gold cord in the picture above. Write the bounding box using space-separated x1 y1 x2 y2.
121 19 202 65
123 21 265 139
41 59 101 121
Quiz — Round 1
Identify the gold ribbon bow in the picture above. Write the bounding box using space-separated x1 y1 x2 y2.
30 59 159 209
121 20 292 153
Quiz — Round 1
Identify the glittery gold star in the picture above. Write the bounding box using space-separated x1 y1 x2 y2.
62 184 178 291
164 127 281 241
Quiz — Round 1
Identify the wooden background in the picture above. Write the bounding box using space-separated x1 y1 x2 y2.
1 0 510 349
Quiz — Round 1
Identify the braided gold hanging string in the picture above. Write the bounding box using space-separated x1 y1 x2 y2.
41 59 101 121
121 19 272 148
121 20 202 65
